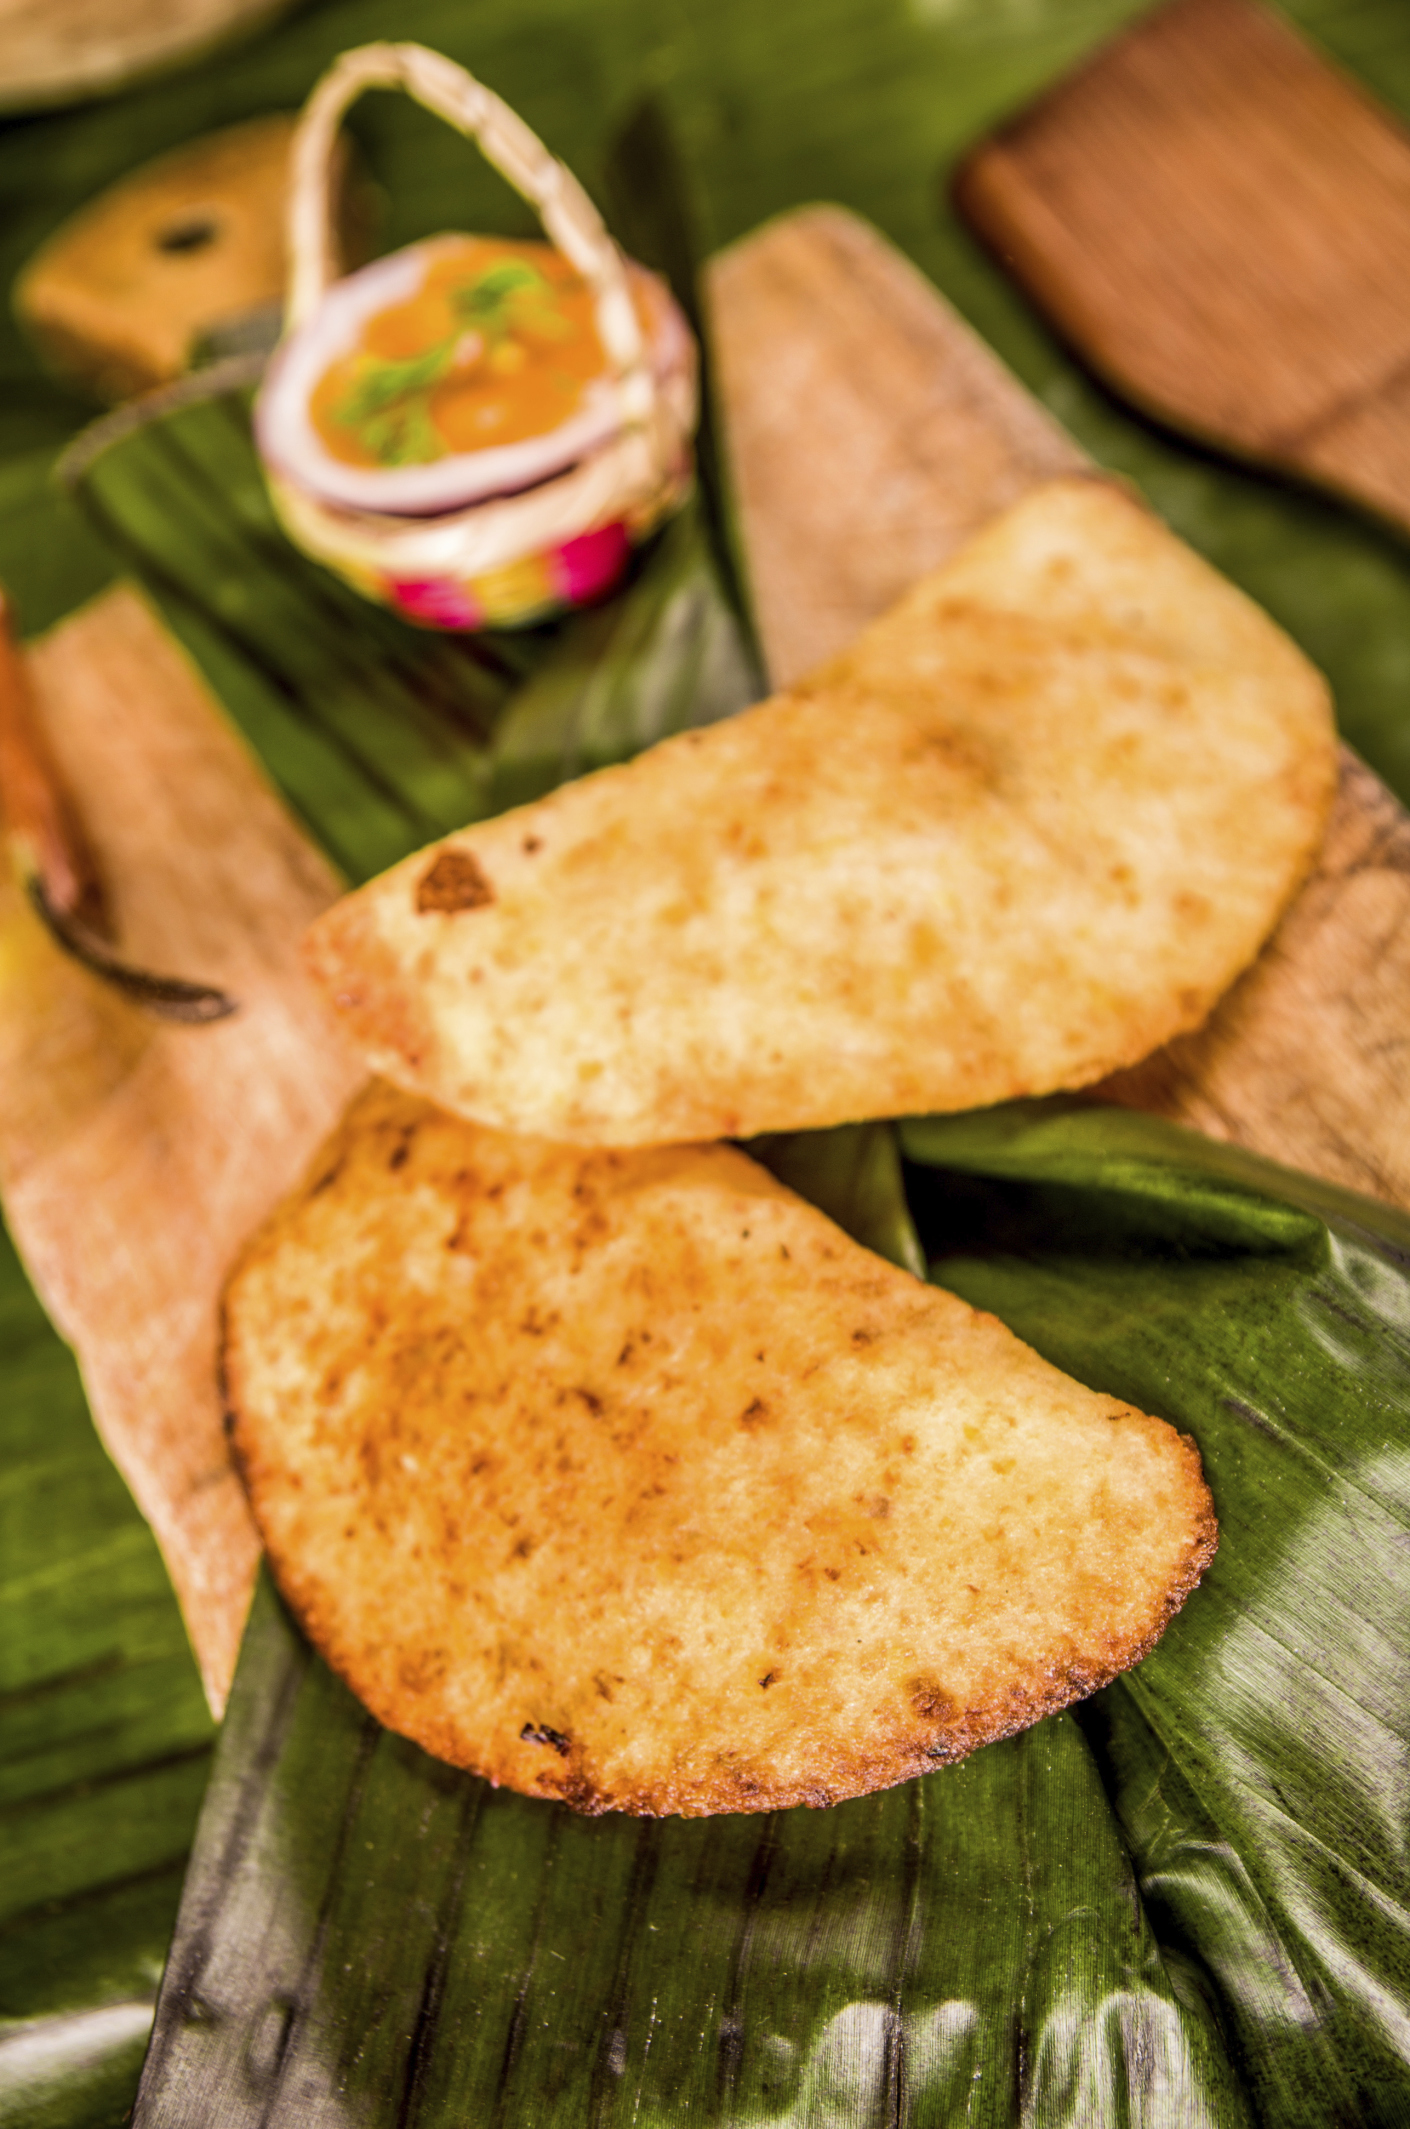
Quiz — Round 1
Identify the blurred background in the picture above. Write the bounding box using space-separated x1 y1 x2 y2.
5 0 1410 802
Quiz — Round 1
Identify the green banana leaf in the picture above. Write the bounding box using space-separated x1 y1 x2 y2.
0 1212 214 2129
129 1105 1410 2126
902 1105 1410 2125
67 383 1410 2126
6 0 1410 2123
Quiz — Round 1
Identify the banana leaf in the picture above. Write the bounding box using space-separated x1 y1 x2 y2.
902 1104 1410 2126
7 0 1410 2123
129 1104 1410 2126
0 1211 214 2129
54 357 1410 2121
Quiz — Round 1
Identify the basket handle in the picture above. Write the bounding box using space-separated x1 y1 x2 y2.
286 43 652 424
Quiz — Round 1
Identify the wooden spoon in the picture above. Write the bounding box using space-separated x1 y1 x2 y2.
954 0 1410 537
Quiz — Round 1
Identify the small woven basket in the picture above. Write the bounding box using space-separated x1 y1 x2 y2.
255 42 697 629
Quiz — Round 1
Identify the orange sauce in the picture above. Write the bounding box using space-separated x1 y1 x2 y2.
310 238 617 470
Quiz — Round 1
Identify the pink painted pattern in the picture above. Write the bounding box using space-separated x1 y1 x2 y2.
553 521 631 605
389 577 485 630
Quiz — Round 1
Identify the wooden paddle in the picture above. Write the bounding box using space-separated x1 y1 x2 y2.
953 0 1410 537
0 590 362 1706
3 205 1409 1711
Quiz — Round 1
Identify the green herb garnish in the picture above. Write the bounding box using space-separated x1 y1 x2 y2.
330 259 573 468
451 260 572 344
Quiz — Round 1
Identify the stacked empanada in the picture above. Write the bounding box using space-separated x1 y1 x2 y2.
224 479 1335 1813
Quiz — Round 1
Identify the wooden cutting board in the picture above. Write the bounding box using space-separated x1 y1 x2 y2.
0 591 362 1706
4 204 1409 1712
705 207 1410 1208
953 0 1410 538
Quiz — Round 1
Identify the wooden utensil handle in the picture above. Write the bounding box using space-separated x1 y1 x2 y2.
951 0 1410 547
0 592 109 935
958 134 1410 542
1288 379 1410 544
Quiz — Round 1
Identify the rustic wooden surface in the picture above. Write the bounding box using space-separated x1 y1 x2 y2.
953 0 1410 540
707 204 1085 687
0 588 362 1708
1100 752 1410 1202
706 204 1410 1209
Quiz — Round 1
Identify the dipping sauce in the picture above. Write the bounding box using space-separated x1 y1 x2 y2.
309 237 623 470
